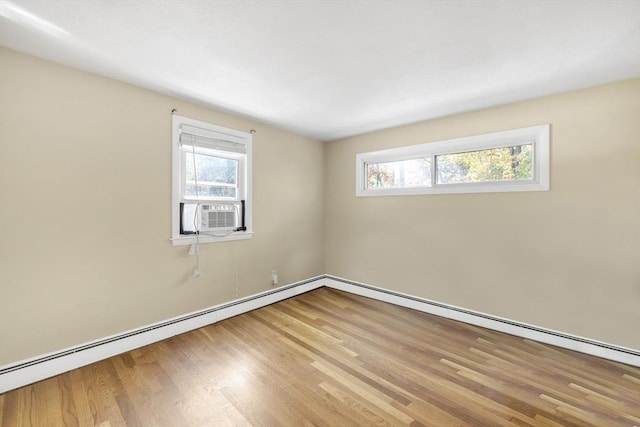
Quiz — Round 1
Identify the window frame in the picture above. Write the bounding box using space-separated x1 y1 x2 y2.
172 115 253 246
356 124 549 197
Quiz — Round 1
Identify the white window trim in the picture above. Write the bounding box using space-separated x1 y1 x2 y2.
356 124 550 197
172 115 253 246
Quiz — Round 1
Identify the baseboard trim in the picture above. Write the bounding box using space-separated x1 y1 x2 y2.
0 276 325 394
2 274 638 394
323 275 640 367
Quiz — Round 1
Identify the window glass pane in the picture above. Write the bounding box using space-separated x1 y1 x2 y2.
436 144 532 184
185 152 238 199
366 158 431 189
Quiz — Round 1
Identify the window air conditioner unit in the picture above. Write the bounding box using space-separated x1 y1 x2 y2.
200 204 237 231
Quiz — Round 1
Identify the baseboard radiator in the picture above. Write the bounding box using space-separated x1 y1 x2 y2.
1 275 638 393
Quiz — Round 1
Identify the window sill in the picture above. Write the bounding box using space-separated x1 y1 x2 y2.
357 179 548 197
171 231 254 246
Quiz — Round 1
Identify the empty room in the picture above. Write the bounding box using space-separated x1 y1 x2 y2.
1 1 639 426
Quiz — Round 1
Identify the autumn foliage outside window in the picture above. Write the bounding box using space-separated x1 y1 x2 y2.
357 125 549 196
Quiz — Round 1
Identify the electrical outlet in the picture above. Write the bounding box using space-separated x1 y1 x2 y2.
271 270 278 286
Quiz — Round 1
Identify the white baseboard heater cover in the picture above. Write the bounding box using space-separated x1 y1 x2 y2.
1 275 638 393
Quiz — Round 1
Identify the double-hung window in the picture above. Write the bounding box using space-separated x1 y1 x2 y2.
172 115 252 245
356 124 549 196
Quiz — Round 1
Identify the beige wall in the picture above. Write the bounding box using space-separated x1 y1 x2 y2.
324 79 640 350
0 47 324 365
1 46 638 367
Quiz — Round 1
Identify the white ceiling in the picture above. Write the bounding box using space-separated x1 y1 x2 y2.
1 1 639 141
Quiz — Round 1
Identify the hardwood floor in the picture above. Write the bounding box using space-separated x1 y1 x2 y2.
1 287 639 426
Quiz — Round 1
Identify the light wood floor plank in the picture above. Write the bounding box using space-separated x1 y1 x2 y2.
1 288 638 426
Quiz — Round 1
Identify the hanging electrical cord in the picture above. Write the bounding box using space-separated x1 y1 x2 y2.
187 126 249 278
189 139 241 278
191 140 201 278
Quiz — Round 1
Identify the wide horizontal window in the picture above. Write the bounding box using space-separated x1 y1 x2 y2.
356 125 549 196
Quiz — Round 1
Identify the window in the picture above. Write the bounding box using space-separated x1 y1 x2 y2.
172 115 252 245
356 124 549 196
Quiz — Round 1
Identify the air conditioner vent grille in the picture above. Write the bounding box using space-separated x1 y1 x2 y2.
207 210 235 228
